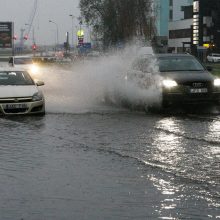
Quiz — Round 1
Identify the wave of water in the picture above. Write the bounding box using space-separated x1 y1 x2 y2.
35 47 161 114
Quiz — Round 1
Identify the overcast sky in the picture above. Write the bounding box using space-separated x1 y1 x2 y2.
0 0 83 46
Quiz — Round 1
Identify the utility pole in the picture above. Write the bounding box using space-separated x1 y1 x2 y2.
69 14 75 50
32 27 36 57
49 20 59 51
19 28 25 51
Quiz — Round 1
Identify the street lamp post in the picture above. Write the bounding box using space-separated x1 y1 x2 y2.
49 20 59 50
69 14 75 50
79 17 83 33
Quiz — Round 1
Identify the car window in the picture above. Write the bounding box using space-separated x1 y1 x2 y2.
0 71 35 85
14 58 33 64
158 56 205 72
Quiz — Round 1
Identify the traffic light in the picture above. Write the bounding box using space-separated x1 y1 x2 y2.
13 34 17 40
32 43 37 50
24 34 28 40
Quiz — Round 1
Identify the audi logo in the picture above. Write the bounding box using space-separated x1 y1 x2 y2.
192 82 203 88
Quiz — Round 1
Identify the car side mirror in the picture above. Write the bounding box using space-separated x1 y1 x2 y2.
35 80 44 86
206 66 212 71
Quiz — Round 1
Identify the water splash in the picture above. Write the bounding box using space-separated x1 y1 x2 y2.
37 46 162 114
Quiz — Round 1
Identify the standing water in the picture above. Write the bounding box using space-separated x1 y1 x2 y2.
0 48 219 219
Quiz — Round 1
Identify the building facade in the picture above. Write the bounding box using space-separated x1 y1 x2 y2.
155 0 169 36
168 0 193 53
168 0 220 54
192 0 220 50
153 0 169 53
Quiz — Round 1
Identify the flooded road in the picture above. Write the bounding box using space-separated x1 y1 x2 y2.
0 111 219 219
0 57 220 219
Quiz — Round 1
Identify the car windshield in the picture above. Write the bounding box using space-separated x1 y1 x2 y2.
0 71 35 85
158 56 205 72
14 57 33 64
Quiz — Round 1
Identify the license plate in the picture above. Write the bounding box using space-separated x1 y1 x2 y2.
190 88 208 93
4 104 28 109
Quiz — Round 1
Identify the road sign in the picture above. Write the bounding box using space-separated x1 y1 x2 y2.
77 29 84 37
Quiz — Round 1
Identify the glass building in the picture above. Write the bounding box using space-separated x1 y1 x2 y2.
154 0 169 36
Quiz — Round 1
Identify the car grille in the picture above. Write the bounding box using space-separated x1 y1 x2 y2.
0 97 32 114
4 108 28 114
180 81 211 88
0 97 32 103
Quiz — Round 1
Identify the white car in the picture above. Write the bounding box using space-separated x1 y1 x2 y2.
8 56 39 75
207 53 220 63
0 67 45 115
137 46 154 56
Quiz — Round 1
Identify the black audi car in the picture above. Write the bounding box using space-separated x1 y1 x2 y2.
127 53 220 109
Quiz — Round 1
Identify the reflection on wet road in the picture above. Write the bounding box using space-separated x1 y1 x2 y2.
0 111 219 219
0 60 219 219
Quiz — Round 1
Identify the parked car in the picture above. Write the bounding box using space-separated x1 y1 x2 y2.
8 56 39 75
0 67 45 115
207 53 220 63
126 53 220 109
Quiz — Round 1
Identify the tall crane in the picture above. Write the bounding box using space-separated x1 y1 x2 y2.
19 0 38 48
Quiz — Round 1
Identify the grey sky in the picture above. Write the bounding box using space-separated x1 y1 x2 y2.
0 0 81 46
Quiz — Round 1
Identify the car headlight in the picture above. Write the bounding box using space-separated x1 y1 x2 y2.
32 92 43 101
214 78 220 87
30 64 39 74
162 79 178 88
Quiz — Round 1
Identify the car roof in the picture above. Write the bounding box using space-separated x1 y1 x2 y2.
155 53 194 58
136 53 194 60
137 46 154 56
210 53 220 55
10 55 33 59
0 67 28 72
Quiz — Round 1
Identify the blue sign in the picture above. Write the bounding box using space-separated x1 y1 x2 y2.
83 43 92 49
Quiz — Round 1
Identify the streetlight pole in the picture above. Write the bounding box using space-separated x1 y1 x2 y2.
49 20 59 50
79 17 82 33
69 14 74 50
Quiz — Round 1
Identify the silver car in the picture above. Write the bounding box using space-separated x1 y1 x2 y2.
0 68 45 115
